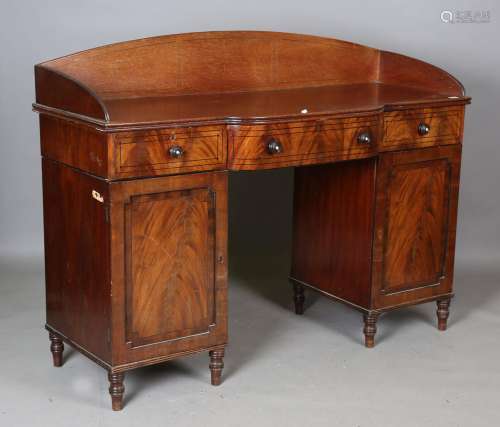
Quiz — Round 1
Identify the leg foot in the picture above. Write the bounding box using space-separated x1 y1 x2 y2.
436 299 451 331
363 312 379 348
209 348 225 386
49 332 64 367
293 282 305 315
108 372 125 411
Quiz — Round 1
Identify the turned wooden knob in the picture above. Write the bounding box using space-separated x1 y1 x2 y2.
169 145 184 158
267 138 283 154
418 122 430 136
357 131 372 145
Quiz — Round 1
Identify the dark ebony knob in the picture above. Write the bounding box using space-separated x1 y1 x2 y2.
267 138 283 154
169 145 184 158
357 132 372 145
418 123 430 136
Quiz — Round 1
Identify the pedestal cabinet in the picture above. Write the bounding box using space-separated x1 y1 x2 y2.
372 145 460 312
34 31 470 410
291 138 462 347
43 158 227 410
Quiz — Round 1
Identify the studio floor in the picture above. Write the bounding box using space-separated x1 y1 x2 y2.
0 255 499 427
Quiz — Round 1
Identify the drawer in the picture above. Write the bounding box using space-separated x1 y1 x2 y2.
114 125 226 177
228 116 379 170
382 107 463 150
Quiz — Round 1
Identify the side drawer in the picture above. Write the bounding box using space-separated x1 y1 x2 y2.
228 116 379 170
382 106 464 151
113 125 226 178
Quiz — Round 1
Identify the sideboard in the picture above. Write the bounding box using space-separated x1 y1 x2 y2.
33 31 470 410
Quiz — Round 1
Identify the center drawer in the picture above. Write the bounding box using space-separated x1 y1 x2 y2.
228 116 379 170
114 125 226 178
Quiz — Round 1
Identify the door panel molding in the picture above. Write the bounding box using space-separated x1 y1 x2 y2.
380 158 451 294
372 145 461 309
123 187 216 348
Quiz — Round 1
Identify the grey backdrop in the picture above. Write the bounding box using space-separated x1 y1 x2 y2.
0 0 499 265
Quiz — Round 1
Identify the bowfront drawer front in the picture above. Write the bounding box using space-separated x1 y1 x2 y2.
228 116 379 170
114 125 226 178
382 106 464 151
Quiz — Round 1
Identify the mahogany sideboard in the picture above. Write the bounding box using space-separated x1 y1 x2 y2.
33 31 470 410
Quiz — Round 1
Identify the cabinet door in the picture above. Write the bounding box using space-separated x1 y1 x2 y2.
372 146 461 309
109 172 227 366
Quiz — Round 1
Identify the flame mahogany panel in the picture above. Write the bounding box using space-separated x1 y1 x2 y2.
382 106 464 150
371 145 461 309
115 125 226 178
229 115 380 170
125 188 215 347
109 171 228 367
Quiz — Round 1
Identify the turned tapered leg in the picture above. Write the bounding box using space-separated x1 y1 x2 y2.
436 299 451 331
108 372 125 411
49 332 64 367
363 312 379 348
293 282 305 315
209 348 225 386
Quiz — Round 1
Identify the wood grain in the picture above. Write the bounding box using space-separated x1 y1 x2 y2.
383 159 449 291
109 171 228 367
35 82 470 129
382 106 464 150
125 188 215 347
229 116 379 170
35 65 108 121
34 32 470 408
372 145 461 309
42 159 111 363
33 32 470 127
290 158 376 309
41 32 379 99
40 115 111 177
379 50 466 97
116 125 226 177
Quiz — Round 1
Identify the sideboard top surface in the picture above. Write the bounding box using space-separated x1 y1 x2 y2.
33 31 470 129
